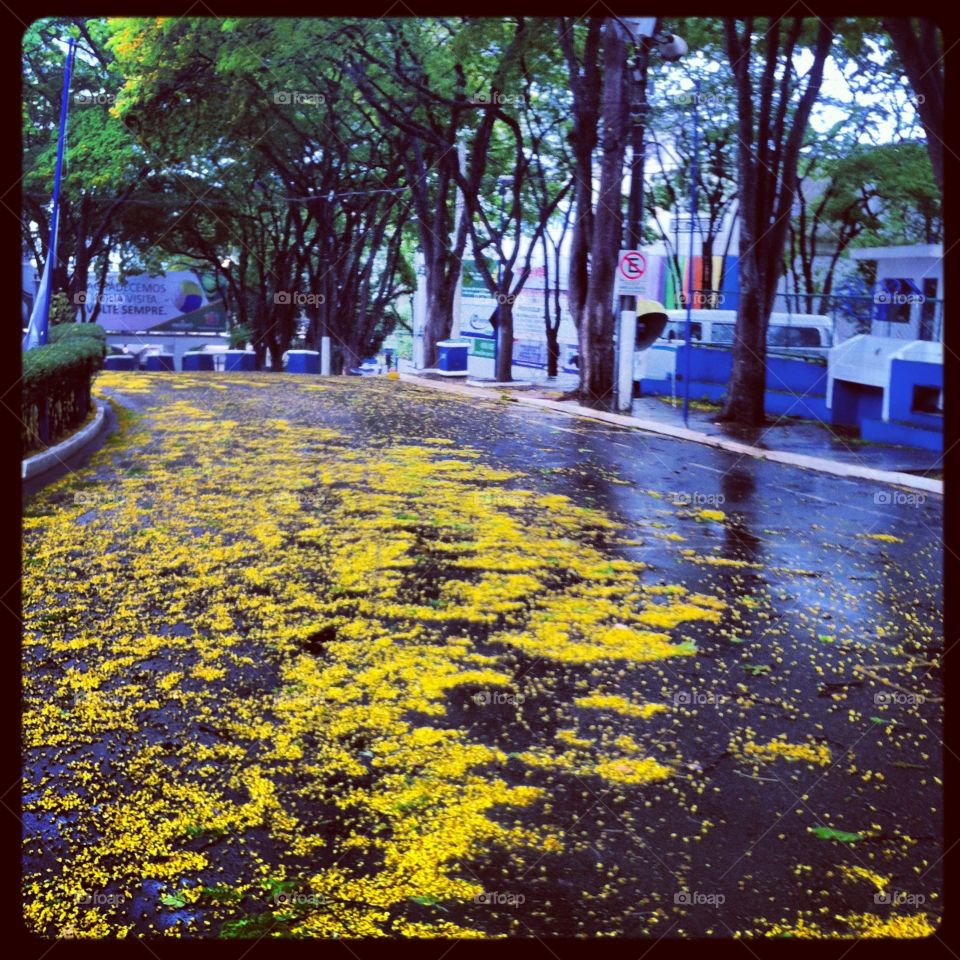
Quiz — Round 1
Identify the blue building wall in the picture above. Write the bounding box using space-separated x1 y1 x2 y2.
637 340 941 451
640 344 830 422
888 358 943 429
830 381 884 428
860 418 943 451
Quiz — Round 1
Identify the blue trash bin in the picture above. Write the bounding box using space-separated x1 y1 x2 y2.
104 354 136 371
437 339 469 374
145 353 174 371
182 352 215 371
286 350 320 374
225 350 256 372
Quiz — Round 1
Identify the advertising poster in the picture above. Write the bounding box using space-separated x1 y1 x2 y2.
82 270 228 334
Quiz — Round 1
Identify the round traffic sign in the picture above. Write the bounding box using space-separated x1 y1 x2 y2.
619 251 647 281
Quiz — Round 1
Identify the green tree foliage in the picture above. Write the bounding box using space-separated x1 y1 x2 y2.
22 18 152 322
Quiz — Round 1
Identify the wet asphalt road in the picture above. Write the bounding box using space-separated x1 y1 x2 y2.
313 378 944 936
26 374 943 938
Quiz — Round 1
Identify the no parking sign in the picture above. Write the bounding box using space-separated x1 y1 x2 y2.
615 250 657 298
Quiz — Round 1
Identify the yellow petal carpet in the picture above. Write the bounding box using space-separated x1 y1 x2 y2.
22 372 941 939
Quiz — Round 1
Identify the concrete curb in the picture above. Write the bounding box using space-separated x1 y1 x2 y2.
22 398 108 482
399 373 943 496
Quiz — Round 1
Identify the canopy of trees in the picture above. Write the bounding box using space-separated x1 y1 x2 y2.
22 16 942 415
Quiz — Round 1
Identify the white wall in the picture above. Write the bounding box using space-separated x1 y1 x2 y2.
872 255 943 341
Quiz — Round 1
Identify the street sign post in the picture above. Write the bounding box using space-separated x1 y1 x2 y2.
614 250 660 411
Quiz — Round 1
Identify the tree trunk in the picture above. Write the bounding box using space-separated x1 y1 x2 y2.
721 282 767 424
719 16 833 425
546 329 559 378
87 255 111 326
305 302 321 350
701 237 714 307
340 343 360 374
268 340 285 372
626 38 652 249
579 20 629 410
423 257 457 369
495 297 513 382
560 17 601 349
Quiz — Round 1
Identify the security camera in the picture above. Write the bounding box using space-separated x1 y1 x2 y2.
656 34 688 62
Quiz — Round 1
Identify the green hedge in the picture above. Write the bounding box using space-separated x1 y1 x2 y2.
48 322 107 345
22 325 106 457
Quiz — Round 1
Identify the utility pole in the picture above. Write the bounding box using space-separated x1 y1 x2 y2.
450 138 466 340
609 18 686 412
626 31 655 251
682 78 701 427
618 19 658 324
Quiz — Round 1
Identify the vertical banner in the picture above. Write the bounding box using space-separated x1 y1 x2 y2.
23 218 58 352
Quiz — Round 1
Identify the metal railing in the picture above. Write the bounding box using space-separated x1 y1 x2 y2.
685 290 943 343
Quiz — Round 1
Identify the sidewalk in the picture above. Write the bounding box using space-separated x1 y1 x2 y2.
627 396 944 478
398 371 944 495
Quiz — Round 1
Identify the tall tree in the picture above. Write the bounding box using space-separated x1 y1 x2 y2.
720 16 834 425
107 17 416 369
560 17 634 410
883 18 944 194
345 19 477 370
22 17 151 322
786 139 940 313
452 20 572 381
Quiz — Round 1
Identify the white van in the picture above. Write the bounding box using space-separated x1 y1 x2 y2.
658 309 833 357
